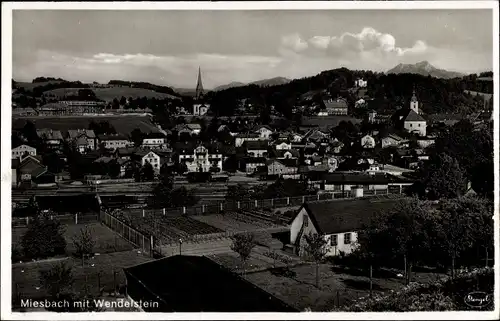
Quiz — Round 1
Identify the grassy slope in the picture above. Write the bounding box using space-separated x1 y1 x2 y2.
12 114 161 135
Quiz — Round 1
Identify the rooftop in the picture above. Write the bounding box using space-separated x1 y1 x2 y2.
123 255 296 312
296 195 406 235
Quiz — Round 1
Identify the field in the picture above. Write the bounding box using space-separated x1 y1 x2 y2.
110 211 225 245
44 87 178 102
12 222 134 259
12 250 154 302
12 114 160 134
245 263 445 311
192 213 282 233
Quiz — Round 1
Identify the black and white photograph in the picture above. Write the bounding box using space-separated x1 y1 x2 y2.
1 1 498 319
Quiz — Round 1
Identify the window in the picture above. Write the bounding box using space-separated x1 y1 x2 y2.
344 233 352 244
303 214 308 227
409 124 412 127
330 235 338 246
418 124 421 127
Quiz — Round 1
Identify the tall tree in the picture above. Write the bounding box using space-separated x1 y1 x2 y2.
130 128 144 147
141 162 155 181
303 232 328 288
72 226 96 258
436 196 492 278
415 153 467 200
357 197 439 284
230 233 256 275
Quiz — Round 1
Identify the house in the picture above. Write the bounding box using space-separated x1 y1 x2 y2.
354 78 367 88
37 129 63 150
361 134 376 149
254 125 274 139
235 133 260 147
267 159 299 177
138 150 162 174
274 149 300 160
355 99 366 108
290 133 304 143
98 134 133 151
123 255 296 312
178 144 223 173
381 134 409 149
12 144 36 160
13 155 47 185
304 129 328 142
244 157 267 174
322 98 348 116
416 138 435 149
67 129 96 153
175 123 202 136
193 103 209 116
274 141 292 150
288 195 402 257
316 172 414 193
305 155 323 167
141 132 167 149
243 140 269 158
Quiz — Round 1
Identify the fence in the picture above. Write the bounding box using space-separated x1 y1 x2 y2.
101 210 154 256
124 188 398 219
12 212 99 228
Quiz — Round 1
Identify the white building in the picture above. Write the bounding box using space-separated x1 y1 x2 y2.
275 141 292 150
98 135 133 151
288 193 402 257
179 144 223 173
355 78 368 88
142 133 167 149
254 126 274 139
12 144 37 160
141 151 161 174
235 133 260 147
193 104 209 116
361 134 376 149
401 89 427 136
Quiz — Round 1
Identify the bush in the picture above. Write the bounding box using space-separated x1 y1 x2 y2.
22 212 67 260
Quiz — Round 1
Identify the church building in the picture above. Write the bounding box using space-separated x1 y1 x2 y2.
193 67 210 116
392 87 427 137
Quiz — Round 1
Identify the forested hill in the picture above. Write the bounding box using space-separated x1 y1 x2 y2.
205 68 493 117
107 80 180 97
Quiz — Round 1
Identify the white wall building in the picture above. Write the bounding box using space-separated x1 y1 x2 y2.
12 144 37 160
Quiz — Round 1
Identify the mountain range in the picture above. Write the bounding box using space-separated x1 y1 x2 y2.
386 61 464 79
213 77 291 91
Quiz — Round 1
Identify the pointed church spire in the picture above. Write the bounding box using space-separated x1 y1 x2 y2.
195 67 204 101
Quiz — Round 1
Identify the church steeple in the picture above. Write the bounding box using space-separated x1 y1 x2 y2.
411 86 417 102
195 67 204 101
410 85 419 114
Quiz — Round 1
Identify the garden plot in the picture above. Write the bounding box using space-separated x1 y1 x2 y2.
191 213 270 233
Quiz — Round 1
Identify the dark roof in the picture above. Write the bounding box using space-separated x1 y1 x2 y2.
98 134 129 141
244 140 269 150
404 110 426 122
268 158 299 168
245 157 267 164
297 196 405 235
143 132 167 139
124 255 297 312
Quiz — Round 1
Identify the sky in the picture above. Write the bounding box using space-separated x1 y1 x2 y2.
12 9 493 89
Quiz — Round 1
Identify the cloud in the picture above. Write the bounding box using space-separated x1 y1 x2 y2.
281 33 309 52
280 27 429 60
